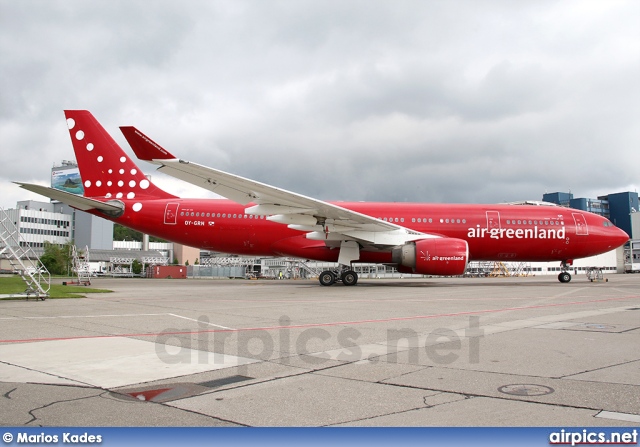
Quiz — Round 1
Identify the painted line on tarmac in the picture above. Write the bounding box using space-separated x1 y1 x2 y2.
168 313 234 330
0 313 170 321
0 295 638 344
0 312 233 331
595 411 640 423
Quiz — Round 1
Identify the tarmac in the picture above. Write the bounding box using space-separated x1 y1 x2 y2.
0 274 639 427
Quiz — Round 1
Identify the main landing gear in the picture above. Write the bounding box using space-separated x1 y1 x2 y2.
319 267 358 286
558 261 572 283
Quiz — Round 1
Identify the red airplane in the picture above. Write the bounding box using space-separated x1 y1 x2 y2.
17 110 629 286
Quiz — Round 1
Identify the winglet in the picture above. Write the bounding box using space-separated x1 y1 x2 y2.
120 126 177 162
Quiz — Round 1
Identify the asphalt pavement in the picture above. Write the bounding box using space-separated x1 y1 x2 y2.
1 274 639 426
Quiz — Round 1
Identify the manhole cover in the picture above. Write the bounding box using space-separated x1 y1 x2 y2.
498 384 554 396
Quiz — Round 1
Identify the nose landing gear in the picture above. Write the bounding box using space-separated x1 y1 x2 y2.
558 271 572 283
558 261 572 283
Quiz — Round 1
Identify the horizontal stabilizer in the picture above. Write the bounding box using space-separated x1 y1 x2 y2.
15 182 124 214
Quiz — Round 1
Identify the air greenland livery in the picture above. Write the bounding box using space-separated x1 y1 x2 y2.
16 110 629 286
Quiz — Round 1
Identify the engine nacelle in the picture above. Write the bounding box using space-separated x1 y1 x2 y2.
391 238 469 276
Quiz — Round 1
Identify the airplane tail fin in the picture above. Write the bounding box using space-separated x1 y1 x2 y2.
64 110 176 200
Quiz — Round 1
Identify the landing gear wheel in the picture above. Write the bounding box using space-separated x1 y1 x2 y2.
319 270 336 286
558 272 571 283
341 270 358 286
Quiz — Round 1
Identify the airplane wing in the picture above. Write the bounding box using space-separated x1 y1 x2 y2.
120 127 432 247
15 182 124 215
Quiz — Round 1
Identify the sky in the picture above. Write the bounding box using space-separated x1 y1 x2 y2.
1 0 638 210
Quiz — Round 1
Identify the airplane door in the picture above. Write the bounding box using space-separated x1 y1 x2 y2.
164 203 179 225
486 211 501 230
572 213 588 235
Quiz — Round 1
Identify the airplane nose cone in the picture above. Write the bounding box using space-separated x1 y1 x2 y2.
614 227 630 247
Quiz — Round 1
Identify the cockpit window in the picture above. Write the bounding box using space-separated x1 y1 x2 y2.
602 221 612 227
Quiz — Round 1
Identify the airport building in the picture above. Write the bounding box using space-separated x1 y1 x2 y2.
625 213 640 273
3 201 72 249
5 198 114 252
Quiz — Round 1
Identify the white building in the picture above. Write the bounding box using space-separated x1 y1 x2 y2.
5 201 72 249
632 212 639 239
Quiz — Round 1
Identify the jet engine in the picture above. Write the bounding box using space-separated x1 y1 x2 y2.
392 238 469 276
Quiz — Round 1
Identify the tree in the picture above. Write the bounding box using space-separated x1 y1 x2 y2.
132 259 142 275
40 241 73 275
113 224 168 243
113 224 140 241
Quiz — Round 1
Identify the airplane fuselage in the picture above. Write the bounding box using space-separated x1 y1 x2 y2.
103 198 621 265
